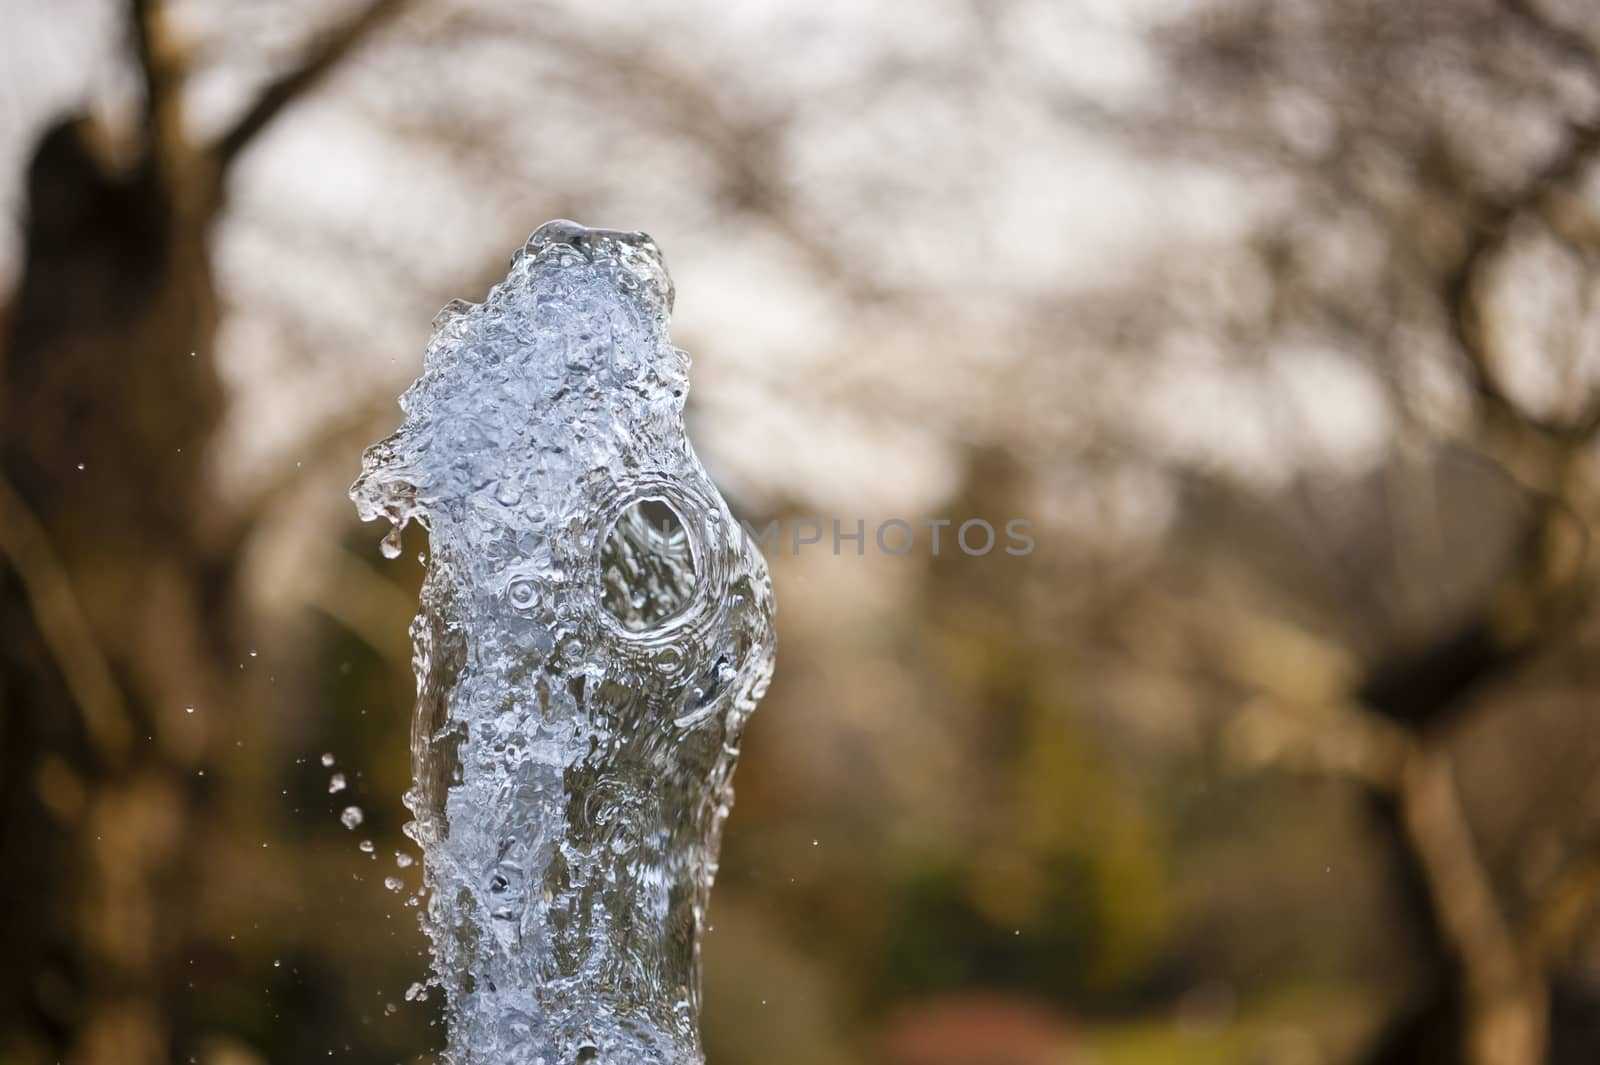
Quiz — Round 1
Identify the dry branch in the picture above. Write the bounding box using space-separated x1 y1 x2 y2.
129 0 185 172
213 0 412 169
0 473 132 765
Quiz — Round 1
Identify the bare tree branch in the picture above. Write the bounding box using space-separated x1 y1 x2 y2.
1503 0 1600 84
222 390 399 558
212 0 412 170
1400 747 1547 1065
1225 693 1411 791
0 473 133 766
1524 842 1600 968
1445 117 1600 444
129 0 186 173
306 547 417 666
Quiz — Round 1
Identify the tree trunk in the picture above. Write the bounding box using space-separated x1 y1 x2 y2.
0 117 233 1065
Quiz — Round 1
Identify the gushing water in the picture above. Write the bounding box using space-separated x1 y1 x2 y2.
351 221 777 1064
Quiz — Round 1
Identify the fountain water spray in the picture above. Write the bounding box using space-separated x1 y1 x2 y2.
352 221 776 1064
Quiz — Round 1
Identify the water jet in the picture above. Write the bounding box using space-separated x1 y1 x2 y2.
352 221 776 1064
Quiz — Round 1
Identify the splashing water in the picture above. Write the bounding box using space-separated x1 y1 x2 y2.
351 221 777 1064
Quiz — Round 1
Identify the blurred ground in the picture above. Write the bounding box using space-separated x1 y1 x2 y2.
5 2 1600 1064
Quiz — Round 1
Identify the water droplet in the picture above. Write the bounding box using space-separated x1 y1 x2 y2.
380 526 404 560
384 876 404 892
75 463 85 471
340 806 364 830
321 753 335 767
395 852 414 868
329 773 347 794
359 839 375 853
184 705 195 714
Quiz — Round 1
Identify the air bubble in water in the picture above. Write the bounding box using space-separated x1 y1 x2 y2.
340 806 364 830
329 773 347 794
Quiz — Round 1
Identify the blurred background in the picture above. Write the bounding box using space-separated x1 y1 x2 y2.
5 1 1600 1064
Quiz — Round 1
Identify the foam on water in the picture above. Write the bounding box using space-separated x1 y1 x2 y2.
352 221 777 1064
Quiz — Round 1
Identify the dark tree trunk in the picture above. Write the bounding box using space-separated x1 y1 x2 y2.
0 6 402 1059
0 116 233 1065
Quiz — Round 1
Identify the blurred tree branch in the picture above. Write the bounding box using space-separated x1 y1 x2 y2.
1526 842 1600 968
0 473 132 766
211 0 413 171
127 0 412 191
129 0 184 178
1503 0 1600 83
1086 5 1600 1060
1445 116 1600 447
308 547 418 666
1400 747 1547 1065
